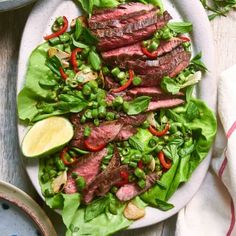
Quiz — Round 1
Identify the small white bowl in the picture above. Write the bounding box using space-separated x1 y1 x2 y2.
0 0 36 12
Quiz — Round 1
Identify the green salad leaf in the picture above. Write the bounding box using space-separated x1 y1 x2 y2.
167 21 193 34
125 96 151 115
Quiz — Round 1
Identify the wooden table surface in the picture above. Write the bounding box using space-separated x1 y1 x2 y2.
0 2 235 236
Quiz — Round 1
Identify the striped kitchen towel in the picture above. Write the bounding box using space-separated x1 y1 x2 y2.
176 65 236 236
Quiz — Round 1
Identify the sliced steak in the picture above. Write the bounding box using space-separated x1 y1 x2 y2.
89 3 156 29
64 148 108 194
83 149 125 203
84 121 123 147
95 11 172 51
147 98 185 111
115 125 137 141
101 37 183 67
127 87 184 98
118 113 147 126
116 173 158 201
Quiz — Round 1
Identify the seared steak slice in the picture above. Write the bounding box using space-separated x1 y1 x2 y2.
64 148 108 194
147 98 185 111
83 149 124 203
101 37 183 67
89 3 156 29
118 113 147 126
115 125 137 141
94 11 172 51
85 121 123 147
116 173 158 201
127 87 184 98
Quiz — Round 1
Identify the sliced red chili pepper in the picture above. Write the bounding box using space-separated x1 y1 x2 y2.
115 170 129 187
137 160 143 169
70 48 82 73
111 69 134 93
44 16 68 41
84 139 106 152
60 147 78 165
158 151 171 170
141 46 158 59
148 122 170 137
59 67 68 80
179 36 191 42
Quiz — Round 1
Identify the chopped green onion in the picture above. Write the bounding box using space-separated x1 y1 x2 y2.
80 115 86 124
134 168 146 179
148 41 159 51
94 118 100 126
112 96 124 107
76 176 86 191
137 179 146 189
129 161 137 168
91 109 98 118
106 112 116 121
41 173 50 183
142 154 152 164
111 67 120 77
84 110 92 119
48 37 60 46
149 138 157 148
71 147 89 155
84 126 91 137
102 66 110 75
121 148 130 156
98 106 106 118
131 153 142 162
59 33 71 43
55 159 66 171
132 76 142 86
117 71 126 80
82 84 91 96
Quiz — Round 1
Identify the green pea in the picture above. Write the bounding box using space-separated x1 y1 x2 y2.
112 96 123 107
134 168 146 179
85 110 92 119
137 179 146 189
98 106 106 118
49 37 61 46
41 173 50 183
129 161 137 168
111 67 120 77
55 159 65 171
142 154 152 164
91 109 98 118
82 84 91 96
132 76 142 86
148 41 159 51
76 176 86 191
80 115 86 124
106 112 116 121
84 126 91 137
59 33 71 43
44 188 54 197
94 118 100 126
117 71 126 80
102 66 110 75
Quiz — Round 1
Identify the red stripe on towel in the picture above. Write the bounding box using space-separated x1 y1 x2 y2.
218 120 236 236
226 120 236 139
227 199 235 236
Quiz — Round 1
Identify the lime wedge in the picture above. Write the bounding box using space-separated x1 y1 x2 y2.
21 117 74 158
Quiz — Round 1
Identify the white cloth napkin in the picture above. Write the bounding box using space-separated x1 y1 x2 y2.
175 65 236 236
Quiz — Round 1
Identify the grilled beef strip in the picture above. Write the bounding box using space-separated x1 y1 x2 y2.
64 148 108 194
147 98 185 111
116 173 159 201
90 9 172 51
101 37 184 67
89 2 156 29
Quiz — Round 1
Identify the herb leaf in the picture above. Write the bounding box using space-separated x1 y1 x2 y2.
126 96 151 115
167 21 193 33
88 51 101 71
160 76 180 95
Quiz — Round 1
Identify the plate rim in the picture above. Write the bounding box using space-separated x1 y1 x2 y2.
0 0 36 12
0 180 57 236
16 0 216 230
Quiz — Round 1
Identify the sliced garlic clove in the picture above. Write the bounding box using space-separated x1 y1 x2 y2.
51 171 67 193
123 202 145 220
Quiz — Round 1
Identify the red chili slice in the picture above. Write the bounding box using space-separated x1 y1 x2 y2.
148 123 170 137
158 151 172 170
137 160 143 169
111 69 134 93
115 170 129 187
179 36 191 42
44 16 69 40
59 67 68 80
70 48 82 73
84 140 106 152
60 147 78 165
141 46 158 59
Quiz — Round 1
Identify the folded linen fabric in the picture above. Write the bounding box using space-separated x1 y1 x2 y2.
176 65 236 236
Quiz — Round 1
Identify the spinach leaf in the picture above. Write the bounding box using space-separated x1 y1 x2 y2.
185 101 200 121
74 18 83 40
154 199 174 211
160 76 180 95
89 50 101 71
126 96 151 115
190 52 208 72
167 21 193 33
76 0 94 14
82 28 99 45
85 197 109 222
71 35 89 49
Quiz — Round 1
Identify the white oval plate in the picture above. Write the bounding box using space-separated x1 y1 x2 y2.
17 0 216 230
0 0 36 12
